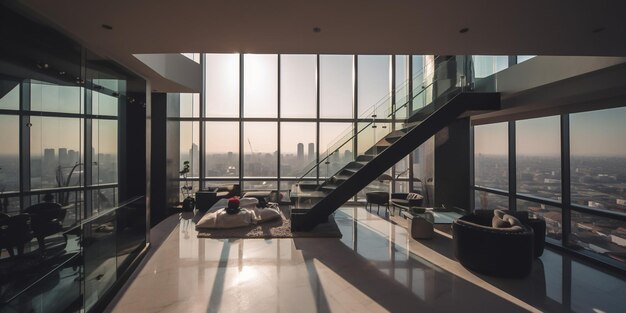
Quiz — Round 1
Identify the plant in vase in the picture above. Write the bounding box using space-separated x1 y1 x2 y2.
179 161 195 211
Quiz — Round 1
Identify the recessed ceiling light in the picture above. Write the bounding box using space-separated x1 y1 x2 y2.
592 27 606 33
459 27 469 34
101 24 113 30
313 27 321 33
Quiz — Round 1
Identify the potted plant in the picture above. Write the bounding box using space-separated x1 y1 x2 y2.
180 161 195 211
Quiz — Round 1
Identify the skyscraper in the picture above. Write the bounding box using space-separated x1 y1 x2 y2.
58 148 68 166
297 143 304 161
189 143 199 177
308 143 315 162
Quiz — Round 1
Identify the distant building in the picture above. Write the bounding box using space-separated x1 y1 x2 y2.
617 199 626 206
308 143 315 161
297 143 304 161
58 148 68 166
189 143 199 177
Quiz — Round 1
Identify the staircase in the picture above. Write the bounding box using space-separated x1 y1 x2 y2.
290 56 500 231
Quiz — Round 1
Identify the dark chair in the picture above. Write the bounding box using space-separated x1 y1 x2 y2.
474 209 546 257
365 192 390 215
0 214 34 257
23 202 66 251
453 214 535 278
390 192 424 215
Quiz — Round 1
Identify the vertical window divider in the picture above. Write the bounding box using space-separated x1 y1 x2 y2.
561 114 571 247
239 54 244 189
316 54 321 183
391 55 396 193
469 124 475 211
199 54 206 188
508 120 516 211
277 54 281 191
19 81 31 209
353 55 358 201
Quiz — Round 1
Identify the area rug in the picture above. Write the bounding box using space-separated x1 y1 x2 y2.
196 210 342 239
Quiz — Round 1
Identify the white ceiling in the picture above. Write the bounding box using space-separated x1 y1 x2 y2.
19 0 626 92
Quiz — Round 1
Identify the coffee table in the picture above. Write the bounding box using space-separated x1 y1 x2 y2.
401 207 465 239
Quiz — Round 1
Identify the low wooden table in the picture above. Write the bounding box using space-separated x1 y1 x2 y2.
401 207 465 239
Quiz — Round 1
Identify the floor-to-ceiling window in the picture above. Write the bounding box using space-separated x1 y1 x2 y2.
172 53 438 203
472 106 626 269
0 5 148 311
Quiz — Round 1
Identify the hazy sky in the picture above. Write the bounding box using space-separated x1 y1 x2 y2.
475 107 626 157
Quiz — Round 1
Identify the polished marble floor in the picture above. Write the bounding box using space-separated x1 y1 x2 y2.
105 207 626 313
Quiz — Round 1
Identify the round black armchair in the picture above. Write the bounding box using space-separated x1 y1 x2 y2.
453 214 535 278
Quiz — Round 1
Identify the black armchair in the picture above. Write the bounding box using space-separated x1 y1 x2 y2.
473 209 546 257
23 202 66 251
453 214 535 278
0 213 34 257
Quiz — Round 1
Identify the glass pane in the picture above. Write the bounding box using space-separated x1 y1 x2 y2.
205 53 239 117
517 55 536 63
0 115 20 192
320 55 353 118
30 117 83 189
116 197 147 274
0 196 20 214
516 116 561 200
358 55 391 117
0 79 19 110
243 180 277 192
412 55 435 110
30 80 81 114
179 93 200 118
395 55 409 119
474 122 508 191
473 55 509 78
570 107 626 213
92 119 118 185
474 190 508 210
91 88 119 116
570 210 625 265
412 137 435 205
280 55 316 118
281 122 316 178
319 122 353 179
517 199 562 241
180 121 200 178
244 54 278 118
243 122 277 177
357 121 391 155
205 122 239 178
83 211 117 311
1 255 82 313
91 187 118 216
